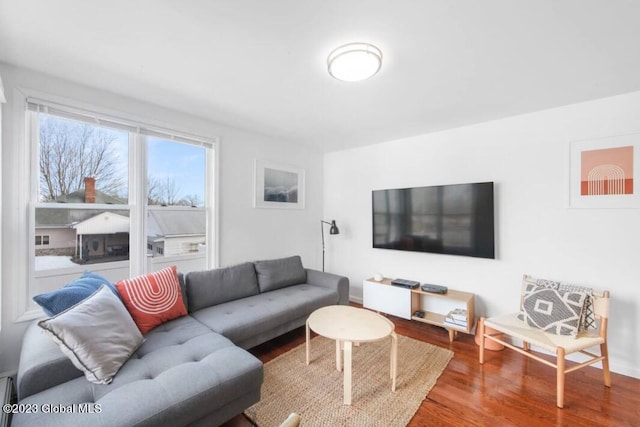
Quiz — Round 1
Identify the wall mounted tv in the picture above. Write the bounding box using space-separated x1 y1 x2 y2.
372 182 495 259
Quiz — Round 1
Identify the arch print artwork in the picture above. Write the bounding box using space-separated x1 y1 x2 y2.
581 146 633 196
570 133 640 208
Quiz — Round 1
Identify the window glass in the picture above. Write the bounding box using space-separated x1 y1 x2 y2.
38 113 128 203
147 138 205 207
28 103 214 311
146 137 207 273
34 208 130 271
33 112 130 285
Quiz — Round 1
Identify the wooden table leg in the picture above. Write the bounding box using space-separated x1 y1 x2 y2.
343 341 352 405
306 319 311 365
336 340 343 371
390 332 397 391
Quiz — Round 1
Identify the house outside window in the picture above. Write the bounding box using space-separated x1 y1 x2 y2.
27 99 217 307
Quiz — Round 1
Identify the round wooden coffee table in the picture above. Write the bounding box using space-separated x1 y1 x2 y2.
305 305 398 405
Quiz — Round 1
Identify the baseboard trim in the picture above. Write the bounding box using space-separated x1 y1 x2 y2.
349 295 363 304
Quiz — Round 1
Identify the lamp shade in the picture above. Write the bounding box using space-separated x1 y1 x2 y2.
329 220 339 235
327 43 382 82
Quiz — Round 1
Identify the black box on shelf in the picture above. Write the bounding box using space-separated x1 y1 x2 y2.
421 283 448 294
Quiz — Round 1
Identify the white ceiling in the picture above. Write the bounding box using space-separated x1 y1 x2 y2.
1 1 640 152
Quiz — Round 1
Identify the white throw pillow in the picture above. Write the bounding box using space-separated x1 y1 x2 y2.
38 285 144 384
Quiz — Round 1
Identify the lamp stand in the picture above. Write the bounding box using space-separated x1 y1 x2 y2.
320 220 339 272
321 221 327 272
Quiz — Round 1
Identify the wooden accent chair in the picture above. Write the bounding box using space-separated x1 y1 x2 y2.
478 282 611 408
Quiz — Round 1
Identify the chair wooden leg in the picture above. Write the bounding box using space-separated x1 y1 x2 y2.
523 341 530 352
478 317 486 364
556 347 566 408
601 342 612 387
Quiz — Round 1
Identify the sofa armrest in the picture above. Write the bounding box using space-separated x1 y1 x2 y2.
305 269 349 305
16 321 82 400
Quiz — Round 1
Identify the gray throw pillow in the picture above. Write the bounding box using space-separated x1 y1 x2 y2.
38 285 144 385
254 255 307 292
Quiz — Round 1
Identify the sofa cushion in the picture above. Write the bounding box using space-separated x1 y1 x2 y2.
33 271 121 316
254 255 306 292
38 286 144 385
177 272 188 310
192 283 338 347
13 316 263 427
116 266 188 334
186 262 259 312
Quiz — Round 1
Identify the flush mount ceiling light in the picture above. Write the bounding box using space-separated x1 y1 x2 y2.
327 42 382 82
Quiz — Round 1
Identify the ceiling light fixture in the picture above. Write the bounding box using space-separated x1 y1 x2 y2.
327 42 382 82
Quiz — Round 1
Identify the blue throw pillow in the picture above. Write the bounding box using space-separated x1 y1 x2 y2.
33 271 121 316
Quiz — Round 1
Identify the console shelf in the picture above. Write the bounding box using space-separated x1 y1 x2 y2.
363 277 475 342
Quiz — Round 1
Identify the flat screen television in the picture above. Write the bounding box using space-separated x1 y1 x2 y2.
372 182 495 259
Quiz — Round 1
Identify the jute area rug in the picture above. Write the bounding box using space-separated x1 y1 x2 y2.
245 334 453 427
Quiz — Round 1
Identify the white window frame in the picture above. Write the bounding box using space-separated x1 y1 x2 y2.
13 89 219 322
0 75 4 331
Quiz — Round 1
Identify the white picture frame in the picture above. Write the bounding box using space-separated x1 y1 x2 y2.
254 159 305 209
569 132 640 209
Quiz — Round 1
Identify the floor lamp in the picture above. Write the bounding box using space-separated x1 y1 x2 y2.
321 220 339 272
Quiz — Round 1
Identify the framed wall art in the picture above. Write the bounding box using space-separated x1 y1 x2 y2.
569 132 640 208
254 159 305 209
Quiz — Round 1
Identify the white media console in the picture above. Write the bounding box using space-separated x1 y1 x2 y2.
363 277 475 342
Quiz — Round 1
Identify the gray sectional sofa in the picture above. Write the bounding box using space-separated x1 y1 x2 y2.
13 256 349 427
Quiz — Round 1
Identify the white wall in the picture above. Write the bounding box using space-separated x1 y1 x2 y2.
0 63 324 375
324 91 640 379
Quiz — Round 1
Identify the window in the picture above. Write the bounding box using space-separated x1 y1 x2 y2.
33 112 130 279
35 235 50 246
27 99 216 305
146 137 206 264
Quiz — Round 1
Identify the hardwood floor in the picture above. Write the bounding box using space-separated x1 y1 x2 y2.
225 306 640 427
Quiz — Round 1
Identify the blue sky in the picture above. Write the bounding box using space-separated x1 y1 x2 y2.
147 137 205 201
40 114 205 204
95 132 205 203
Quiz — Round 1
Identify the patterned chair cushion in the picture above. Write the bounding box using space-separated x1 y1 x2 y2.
518 282 587 337
520 274 596 332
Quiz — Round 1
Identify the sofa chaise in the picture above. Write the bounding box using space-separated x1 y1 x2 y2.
13 255 349 427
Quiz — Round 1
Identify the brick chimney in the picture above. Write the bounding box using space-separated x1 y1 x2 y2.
84 177 96 203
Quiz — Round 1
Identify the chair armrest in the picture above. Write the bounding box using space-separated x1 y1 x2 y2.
305 269 350 305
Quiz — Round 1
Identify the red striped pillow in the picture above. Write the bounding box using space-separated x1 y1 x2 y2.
115 266 187 334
